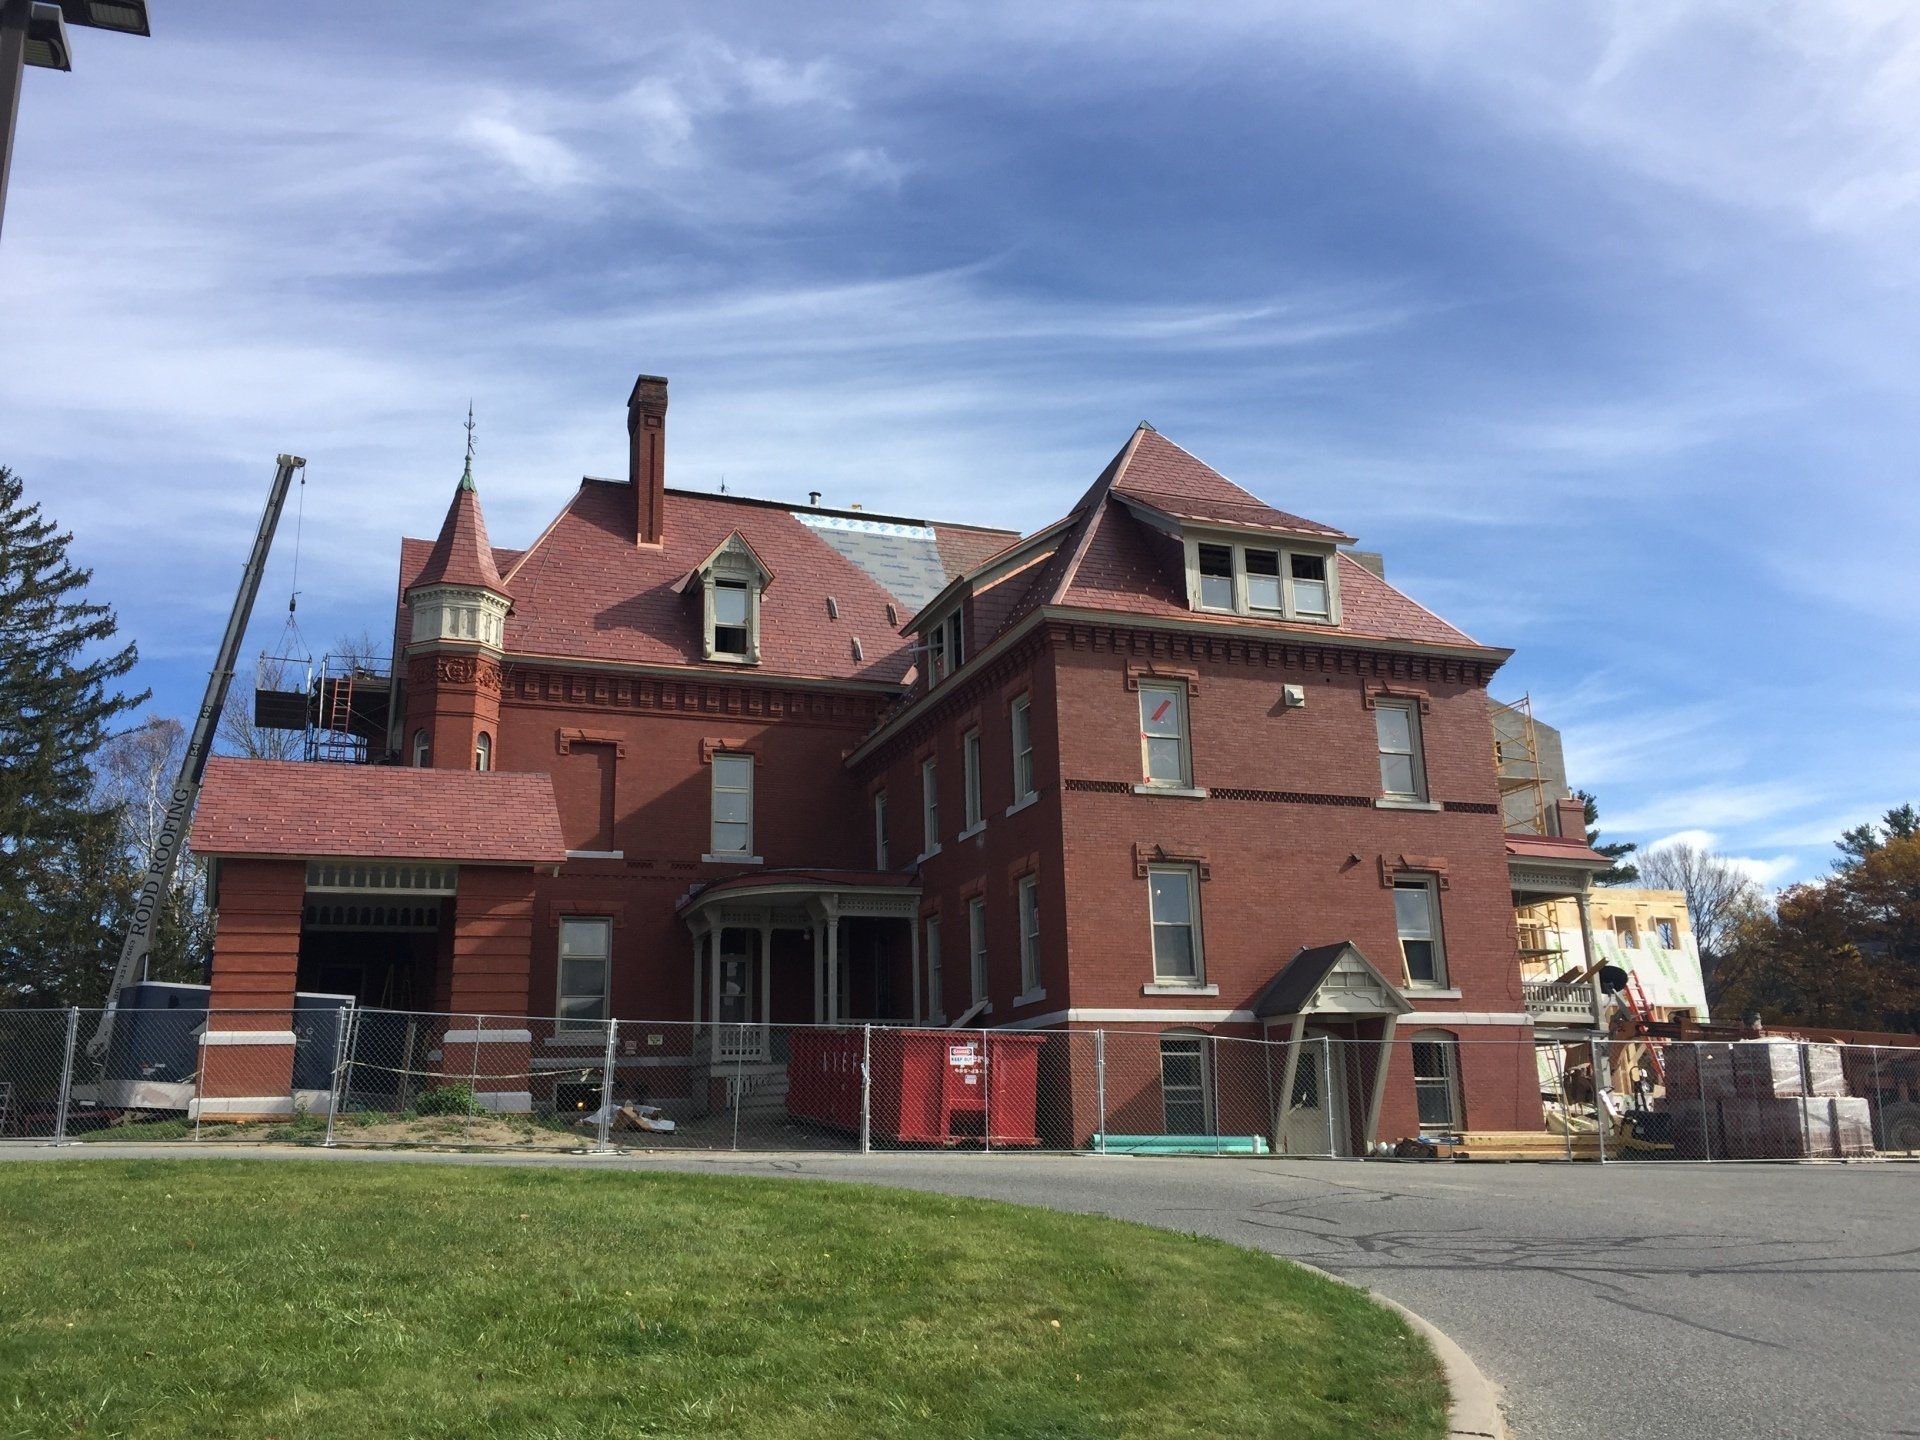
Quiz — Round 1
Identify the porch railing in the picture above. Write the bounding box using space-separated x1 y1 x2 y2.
1523 979 1601 1024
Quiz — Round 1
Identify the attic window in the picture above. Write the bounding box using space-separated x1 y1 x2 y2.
1186 537 1338 625
926 609 964 686
698 534 770 665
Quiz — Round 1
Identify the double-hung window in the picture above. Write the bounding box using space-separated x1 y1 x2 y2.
557 918 612 1031
1197 544 1235 610
962 729 983 832
873 790 889 870
967 896 988 1005
1411 1032 1461 1129
1245 547 1283 612
1375 701 1426 801
712 580 751 659
1017 875 1040 995
1009 694 1035 803
1148 865 1203 983
1394 878 1446 987
920 758 940 856
1139 682 1191 788
710 753 754 857
1290 553 1330 617
926 611 964 685
1188 539 1337 622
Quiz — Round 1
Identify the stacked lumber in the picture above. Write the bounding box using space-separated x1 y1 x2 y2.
1454 1129 1602 1161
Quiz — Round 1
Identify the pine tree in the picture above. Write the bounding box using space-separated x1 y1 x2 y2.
1574 789 1640 885
0 466 146 1005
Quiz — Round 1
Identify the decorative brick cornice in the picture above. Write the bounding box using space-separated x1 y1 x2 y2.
556 727 626 758
1133 842 1211 881
1052 620 1498 689
409 653 503 693
1124 661 1200 696
1379 853 1451 889
501 661 888 732
699 737 761 764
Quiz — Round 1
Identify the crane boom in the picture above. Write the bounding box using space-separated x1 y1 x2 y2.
86 454 306 1061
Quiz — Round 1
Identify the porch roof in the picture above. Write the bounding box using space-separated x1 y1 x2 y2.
194 758 567 866
1253 942 1414 1020
1508 831 1615 900
677 868 920 925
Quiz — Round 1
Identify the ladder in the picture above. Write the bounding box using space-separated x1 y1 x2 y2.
1620 972 1665 1083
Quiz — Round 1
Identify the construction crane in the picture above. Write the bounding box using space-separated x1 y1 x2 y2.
85 454 305 1061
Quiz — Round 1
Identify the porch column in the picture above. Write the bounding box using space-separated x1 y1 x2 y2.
1273 1013 1307 1152
826 913 841 1023
811 922 824 1025
1574 885 1605 1027
709 927 722 1027
691 931 702 1026
759 921 772 1047
1363 1016 1399 1151
909 914 922 1024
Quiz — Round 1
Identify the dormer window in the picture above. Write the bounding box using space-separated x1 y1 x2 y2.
696 533 772 665
925 609 964 686
1185 537 1338 624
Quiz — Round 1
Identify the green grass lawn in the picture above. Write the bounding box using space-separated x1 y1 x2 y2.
0 1160 1445 1439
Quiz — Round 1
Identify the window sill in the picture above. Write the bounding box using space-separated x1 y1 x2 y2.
1405 986 1461 999
956 820 987 842
1142 982 1219 996
566 850 624 861
1004 792 1039 818
1375 797 1441 812
703 652 760 666
1133 784 1208 800
1012 987 1047 1008
915 845 942 864
702 853 764 865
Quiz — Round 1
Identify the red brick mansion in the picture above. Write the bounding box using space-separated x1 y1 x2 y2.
190 374 1611 1148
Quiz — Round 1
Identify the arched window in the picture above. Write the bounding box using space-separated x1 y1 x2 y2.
1410 1030 1462 1130
411 729 430 768
474 732 492 772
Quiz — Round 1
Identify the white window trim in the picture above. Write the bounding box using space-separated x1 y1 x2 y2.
700 541 767 665
709 752 755 859
967 896 988 1006
1010 693 1036 804
1374 699 1429 803
1004 792 1040 819
1146 863 1205 985
1133 784 1208 800
1018 874 1041 996
473 732 492 772
925 609 965 687
1183 535 1341 625
411 729 431 768
962 728 984 831
1394 876 1448 989
920 757 940 858
556 916 612 1033
1138 680 1193 790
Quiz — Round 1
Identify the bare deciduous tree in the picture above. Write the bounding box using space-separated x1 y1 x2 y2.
1636 841 1764 969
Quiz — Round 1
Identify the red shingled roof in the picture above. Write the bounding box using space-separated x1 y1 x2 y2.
409 475 509 595
496 481 914 683
1112 428 1353 542
194 758 566 865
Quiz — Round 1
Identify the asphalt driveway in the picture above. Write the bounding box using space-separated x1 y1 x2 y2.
9 1146 1915 1439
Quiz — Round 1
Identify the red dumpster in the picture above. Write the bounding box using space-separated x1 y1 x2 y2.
788 1028 1045 1146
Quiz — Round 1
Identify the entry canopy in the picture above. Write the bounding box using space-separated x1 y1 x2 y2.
1253 942 1414 1020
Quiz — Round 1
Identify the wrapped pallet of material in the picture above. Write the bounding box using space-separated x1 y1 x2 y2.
1732 1041 1807 1099
1665 1041 1737 1103
1802 1044 1850 1098
1827 1097 1876 1157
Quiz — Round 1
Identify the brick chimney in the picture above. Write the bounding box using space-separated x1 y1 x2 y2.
627 374 668 546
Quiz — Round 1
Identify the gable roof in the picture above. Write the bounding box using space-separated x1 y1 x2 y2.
1253 942 1414 1019
194 758 566 865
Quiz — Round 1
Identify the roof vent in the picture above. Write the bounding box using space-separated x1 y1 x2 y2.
809 491 822 506
851 637 864 663
885 602 898 626
826 596 839 620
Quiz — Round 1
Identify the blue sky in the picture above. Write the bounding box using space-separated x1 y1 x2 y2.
3 2 1916 886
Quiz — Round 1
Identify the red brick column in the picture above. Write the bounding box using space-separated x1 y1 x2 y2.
196 858 305 1121
442 865 538 1113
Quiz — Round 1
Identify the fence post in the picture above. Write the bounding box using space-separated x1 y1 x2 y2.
322 1003 351 1148
859 1024 872 1155
1590 1037 1607 1163
469 1013 483 1113
981 1028 991 1154
1871 1047 1884 1153
730 1025 745 1153
52 1007 80 1146
1323 1036 1334 1158
593 1020 618 1153
1210 1037 1223 1156
1696 1042 1712 1163
1095 1029 1107 1155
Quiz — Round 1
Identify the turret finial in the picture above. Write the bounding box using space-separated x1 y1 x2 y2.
460 401 477 491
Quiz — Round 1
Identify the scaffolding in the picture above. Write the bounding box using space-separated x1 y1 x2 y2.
252 650 392 764
1491 693 1549 837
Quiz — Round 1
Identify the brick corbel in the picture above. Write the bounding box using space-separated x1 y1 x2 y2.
700 737 762 763
1378 854 1451 889
557 728 627 758
1133 842 1211 881
1125 661 1200 697
1362 681 1431 713
543 900 628 928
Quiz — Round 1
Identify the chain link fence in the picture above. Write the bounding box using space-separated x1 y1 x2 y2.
3 1004 1917 1162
